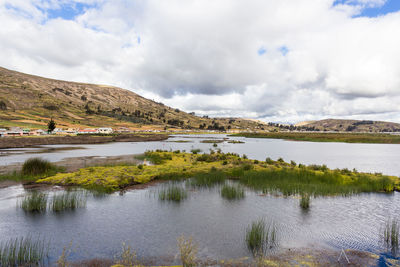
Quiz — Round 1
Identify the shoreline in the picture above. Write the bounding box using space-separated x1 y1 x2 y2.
0 133 169 149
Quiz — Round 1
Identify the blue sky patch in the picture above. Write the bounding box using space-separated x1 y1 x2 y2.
279 46 289 56
258 47 267 55
36 2 94 21
333 0 400 17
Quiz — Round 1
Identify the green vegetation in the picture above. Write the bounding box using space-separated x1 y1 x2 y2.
0 236 49 266
384 219 399 253
158 185 187 202
300 194 310 210
233 132 400 144
37 151 400 196
177 235 198 267
221 184 245 200
50 191 87 212
189 171 226 188
20 191 48 213
245 219 277 256
22 157 58 176
47 118 56 133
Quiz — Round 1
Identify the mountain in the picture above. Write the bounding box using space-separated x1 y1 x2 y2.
295 119 400 133
0 67 266 131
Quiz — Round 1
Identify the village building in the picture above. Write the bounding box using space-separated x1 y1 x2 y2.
98 127 113 134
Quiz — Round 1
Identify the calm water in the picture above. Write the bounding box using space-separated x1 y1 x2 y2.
0 183 399 264
1 134 400 176
1 135 400 265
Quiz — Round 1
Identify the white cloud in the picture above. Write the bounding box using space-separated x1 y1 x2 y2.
0 0 400 123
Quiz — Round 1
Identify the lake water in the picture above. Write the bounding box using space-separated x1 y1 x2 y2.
1 134 400 265
1 134 400 176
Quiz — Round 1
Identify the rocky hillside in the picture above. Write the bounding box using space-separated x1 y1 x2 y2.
0 67 266 131
295 119 400 133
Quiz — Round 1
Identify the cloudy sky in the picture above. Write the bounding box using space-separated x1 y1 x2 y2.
1 0 400 123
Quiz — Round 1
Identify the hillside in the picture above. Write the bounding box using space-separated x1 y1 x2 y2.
295 119 400 133
0 67 266 131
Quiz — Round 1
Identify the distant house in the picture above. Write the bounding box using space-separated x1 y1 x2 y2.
78 128 98 134
66 128 78 135
0 128 6 137
7 127 23 136
98 127 113 134
115 127 131 133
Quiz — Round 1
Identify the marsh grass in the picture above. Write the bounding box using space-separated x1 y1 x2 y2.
22 158 57 176
189 171 226 188
245 219 277 256
221 184 245 200
300 194 310 210
158 185 187 202
20 191 48 213
239 168 395 196
0 236 49 266
384 219 399 254
50 191 87 212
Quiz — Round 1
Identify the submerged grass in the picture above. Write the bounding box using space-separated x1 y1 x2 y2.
221 184 245 200
245 219 277 256
384 219 399 254
50 191 87 212
0 236 49 266
20 191 48 213
158 185 187 202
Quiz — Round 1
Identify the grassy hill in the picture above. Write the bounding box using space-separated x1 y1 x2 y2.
294 119 400 133
0 67 266 131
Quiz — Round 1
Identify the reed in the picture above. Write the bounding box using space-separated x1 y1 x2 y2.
177 235 198 267
384 219 399 253
158 185 187 202
189 171 226 188
0 236 49 266
20 191 48 213
245 219 277 256
300 194 310 210
50 191 87 212
221 184 245 200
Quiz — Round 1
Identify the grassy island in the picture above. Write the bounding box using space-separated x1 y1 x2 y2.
37 150 400 196
232 132 400 144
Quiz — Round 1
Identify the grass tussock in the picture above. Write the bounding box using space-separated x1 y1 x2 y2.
22 157 57 176
221 184 245 200
0 236 49 266
300 194 310 210
20 191 48 213
114 243 142 267
245 219 277 256
384 219 399 254
177 235 198 267
50 191 87 212
158 185 187 202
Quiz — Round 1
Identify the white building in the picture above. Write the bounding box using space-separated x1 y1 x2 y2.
98 127 113 134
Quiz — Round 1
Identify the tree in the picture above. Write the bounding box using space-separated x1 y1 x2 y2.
47 118 56 133
0 100 6 110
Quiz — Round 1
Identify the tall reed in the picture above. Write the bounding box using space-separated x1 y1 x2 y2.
50 191 87 212
300 194 310 210
20 191 48 213
189 171 226 188
0 236 49 266
221 184 245 200
158 185 187 202
245 219 277 256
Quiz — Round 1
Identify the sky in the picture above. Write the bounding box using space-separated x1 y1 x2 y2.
1 0 400 123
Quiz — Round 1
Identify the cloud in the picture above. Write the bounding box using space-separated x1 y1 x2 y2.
0 0 400 123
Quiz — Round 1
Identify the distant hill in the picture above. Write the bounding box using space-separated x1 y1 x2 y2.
295 119 400 133
0 67 266 131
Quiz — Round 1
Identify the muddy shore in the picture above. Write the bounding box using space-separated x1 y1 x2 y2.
0 134 169 149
